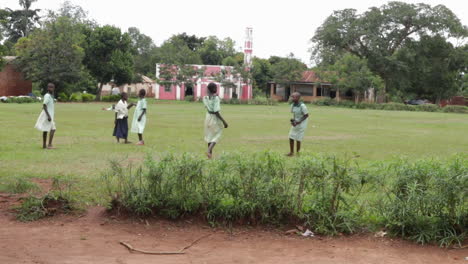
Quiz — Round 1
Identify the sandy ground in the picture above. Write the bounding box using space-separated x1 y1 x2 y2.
0 193 466 264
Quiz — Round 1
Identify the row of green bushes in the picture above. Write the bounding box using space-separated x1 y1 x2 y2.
1 96 40 104
58 92 96 102
311 98 468 113
102 151 467 247
184 95 278 105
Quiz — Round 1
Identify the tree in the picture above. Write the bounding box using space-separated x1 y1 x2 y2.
1 0 41 45
318 53 383 102
392 35 466 103
270 53 307 89
14 16 86 94
83 25 134 100
171 32 205 52
311 2 467 101
251 57 272 95
155 36 202 65
127 27 157 78
198 36 237 65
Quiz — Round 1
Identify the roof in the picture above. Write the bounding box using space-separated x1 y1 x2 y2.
299 70 331 83
141 75 154 83
2 56 17 63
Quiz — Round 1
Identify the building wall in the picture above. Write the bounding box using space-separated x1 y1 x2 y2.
155 64 252 101
0 64 32 96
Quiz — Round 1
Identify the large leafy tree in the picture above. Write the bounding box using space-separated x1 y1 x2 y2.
127 27 157 79
83 25 134 100
198 36 237 65
270 53 307 90
14 16 86 94
1 0 41 46
392 35 467 103
311 1 467 101
319 53 383 102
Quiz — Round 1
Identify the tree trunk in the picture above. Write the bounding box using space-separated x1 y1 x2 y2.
95 82 104 101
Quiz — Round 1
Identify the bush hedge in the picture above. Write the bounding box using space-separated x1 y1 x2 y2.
311 99 467 114
102 151 467 246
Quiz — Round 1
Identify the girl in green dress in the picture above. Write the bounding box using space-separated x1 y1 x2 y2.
131 89 147 145
203 83 228 159
287 92 309 156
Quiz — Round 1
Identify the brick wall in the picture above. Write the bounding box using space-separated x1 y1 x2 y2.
0 64 32 96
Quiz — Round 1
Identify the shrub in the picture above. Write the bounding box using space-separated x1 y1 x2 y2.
312 98 337 106
101 94 121 102
184 95 194 102
16 193 74 222
442 105 468 114
81 93 96 102
69 92 82 102
382 103 414 111
58 92 69 102
414 104 440 112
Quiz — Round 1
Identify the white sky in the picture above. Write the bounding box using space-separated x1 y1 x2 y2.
2 0 467 65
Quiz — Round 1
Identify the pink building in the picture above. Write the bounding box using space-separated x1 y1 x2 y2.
154 64 252 101
154 27 253 101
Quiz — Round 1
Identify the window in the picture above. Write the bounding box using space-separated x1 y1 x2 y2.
164 85 171 92
295 85 314 96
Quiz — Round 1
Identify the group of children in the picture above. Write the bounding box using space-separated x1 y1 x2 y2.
34 82 309 158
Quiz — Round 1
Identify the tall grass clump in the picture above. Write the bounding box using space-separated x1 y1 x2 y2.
376 156 467 246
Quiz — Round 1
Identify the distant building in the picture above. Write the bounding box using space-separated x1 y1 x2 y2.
154 64 252 101
0 56 32 96
268 70 375 103
100 75 155 97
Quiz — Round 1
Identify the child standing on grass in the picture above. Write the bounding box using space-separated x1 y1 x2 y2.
34 83 56 149
131 89 147 145
203 82 228 159
113 92 135 143
287 92 309 156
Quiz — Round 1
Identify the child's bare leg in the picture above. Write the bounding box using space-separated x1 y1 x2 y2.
42 132 47 149
207 142 216 159
287 138 294 156
296 141 301 154
47 129 55 148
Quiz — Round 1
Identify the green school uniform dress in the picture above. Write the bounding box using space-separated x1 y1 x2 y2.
34 93 56 131
289 102 309 141
131 98 147 134
203 95 224 143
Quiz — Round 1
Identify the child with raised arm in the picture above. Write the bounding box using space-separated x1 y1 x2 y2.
113 92 135 144
203 83 228 159
131 89 147 145
34 83 57 149
287 92 309 156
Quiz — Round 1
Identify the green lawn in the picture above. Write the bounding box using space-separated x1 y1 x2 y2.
0 101 467 180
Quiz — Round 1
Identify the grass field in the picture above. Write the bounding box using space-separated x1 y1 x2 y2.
0 100 467 180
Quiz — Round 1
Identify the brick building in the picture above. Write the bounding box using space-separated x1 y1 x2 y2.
0 56 32 96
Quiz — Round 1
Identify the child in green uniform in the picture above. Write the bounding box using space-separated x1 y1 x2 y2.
287 92 309 156
131 89 147 145
203 83 228 159
34 83 56 149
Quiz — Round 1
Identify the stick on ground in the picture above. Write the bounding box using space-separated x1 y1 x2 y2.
120 233 212 255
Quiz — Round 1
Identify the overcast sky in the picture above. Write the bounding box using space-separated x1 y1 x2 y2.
2 0 467 65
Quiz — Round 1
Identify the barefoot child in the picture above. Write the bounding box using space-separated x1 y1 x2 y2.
113 92 134 143
131 89 147 145
203 83 228 159
287 92 309 156
34 83 56 149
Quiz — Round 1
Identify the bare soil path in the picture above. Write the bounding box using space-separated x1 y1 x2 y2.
0 196 466 264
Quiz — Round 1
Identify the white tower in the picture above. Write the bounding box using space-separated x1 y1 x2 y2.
243 27 253 69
